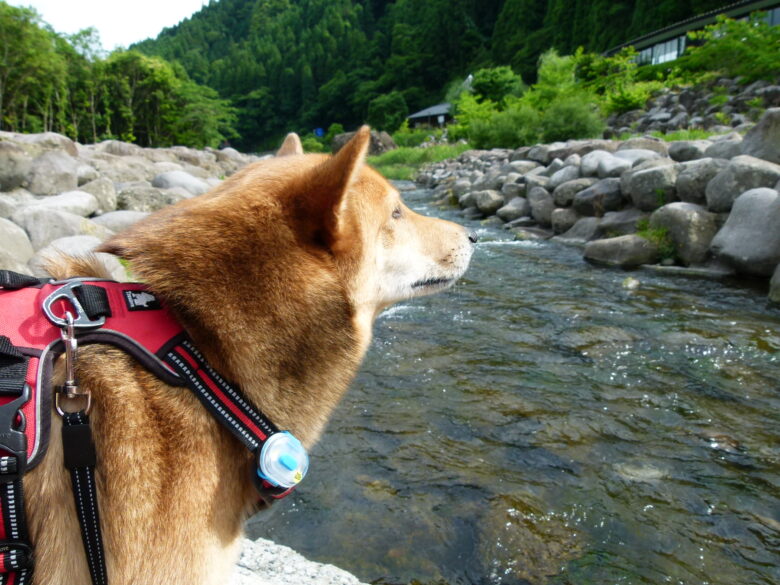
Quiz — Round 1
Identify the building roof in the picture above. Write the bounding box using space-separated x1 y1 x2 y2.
408 103 452 119
606 0 780 54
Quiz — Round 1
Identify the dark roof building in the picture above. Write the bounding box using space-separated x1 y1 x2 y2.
606 0 780 65
407 103 452 127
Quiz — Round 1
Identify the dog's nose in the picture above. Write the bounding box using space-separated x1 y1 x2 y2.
468 231 479 244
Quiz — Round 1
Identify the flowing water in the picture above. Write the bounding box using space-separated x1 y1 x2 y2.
247 184 780 585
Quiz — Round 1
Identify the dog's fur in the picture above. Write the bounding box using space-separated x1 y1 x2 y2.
24 127 473 584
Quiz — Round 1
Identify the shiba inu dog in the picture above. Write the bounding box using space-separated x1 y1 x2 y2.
25 127 473 584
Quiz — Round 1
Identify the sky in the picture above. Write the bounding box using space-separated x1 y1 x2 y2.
8 0 209 50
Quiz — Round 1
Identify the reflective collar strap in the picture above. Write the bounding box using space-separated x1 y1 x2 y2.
160 335 293 499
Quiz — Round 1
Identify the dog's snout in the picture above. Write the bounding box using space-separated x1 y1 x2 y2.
468 231 479 244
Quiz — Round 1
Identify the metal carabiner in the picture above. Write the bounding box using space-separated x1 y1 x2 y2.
55 311 92 416
42 280 106 329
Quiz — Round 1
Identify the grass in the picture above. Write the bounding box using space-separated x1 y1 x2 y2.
636 218 676 261
368 143 471 180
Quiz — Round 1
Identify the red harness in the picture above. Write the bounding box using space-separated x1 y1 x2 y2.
0 272 307 585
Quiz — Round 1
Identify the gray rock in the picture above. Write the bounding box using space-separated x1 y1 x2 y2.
11 207 113 250
28 235 127 280
626 164 680 211
508 160 540 174
649 202 718 266
117 182 187 213
705 155 780 212
599 208 647 236
551 207 580 234
573 178 623 217
676 158 728 205
0 142 33 191
230 538 368 585
770 264 780 304
548 165 580 189
740 107 780 164
0 217 34 271
581 150 614 177
0 189 35 219
618 137 669 156
668 140 713 162
710 188 780 276
151 170 209 196
704 134 743 160
76 163 100 186
501 182 524 200
523 174 550 193
26 151 79 195
597 154 632 178
584 234 659 267
473 190 504 216
13 132 78 157
528 143 565 165
80 178 118 214
542 158 565 177
552 178 598 207
496 197 530 222
458 191 476 208
98 140 144 157
29 190 99 217
554 217 601 246
527 186 554 226
453 178 473 197
613 149 662 167
91 210 149 233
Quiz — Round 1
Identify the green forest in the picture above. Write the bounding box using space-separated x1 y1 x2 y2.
1 0 740 150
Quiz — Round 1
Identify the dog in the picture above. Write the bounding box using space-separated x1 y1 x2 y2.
25 127 473 584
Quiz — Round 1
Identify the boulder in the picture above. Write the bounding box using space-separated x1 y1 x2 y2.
704 134 743 160
581 150 614 177
542 158 565 177
151 170 210 196
496 197 531 222
117 182 188 213
0 142 33 191
676 158 728 205
11 207 113 250
548 165 580 190
508 160 540 174
473 190 504 216
0 189 35 219
332 131 396 155
26 151 79 195
552 178 598 207
90 210 149 233
668 140 713 162
29 190 99 217
98 140 144 157
527 187 554 226
597 154 632 178
80 177 118 214
554 217 601 246
770 264 780 304
599 208 647 236
649 202 718 266
626 164 680 211
13 132 78 157
710 188 780 276
0 217 34 272
705 155 780 213
618 137 669 156
613 149 662 167
551 207 580 234
572 179 623 217
28 235 127 280
501 182 524 200
740 108 780 164
584 235 659 267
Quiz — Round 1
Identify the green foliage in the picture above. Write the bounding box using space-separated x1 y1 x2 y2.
392 120 444 148
300 134 326 153
539 96 604 142
636 219 676 261
368 143 470 180
649 128 717 141
367 91 408 133
681 15 780 82
471 66 525 103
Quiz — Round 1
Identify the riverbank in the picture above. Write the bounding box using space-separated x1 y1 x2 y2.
417 108 780 303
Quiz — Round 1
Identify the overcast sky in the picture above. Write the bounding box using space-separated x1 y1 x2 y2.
8 0 209 50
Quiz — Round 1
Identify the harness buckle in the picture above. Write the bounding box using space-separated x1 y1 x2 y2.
0 383 30 482
42 280 106 329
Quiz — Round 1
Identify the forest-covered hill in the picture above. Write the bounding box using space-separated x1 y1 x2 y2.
134 0 734 150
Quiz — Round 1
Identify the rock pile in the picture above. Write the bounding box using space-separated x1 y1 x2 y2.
418 108 780 303
605 78 780 137
0 131 262 278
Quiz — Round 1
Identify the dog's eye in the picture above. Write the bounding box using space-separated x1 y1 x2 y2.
392 207 402 219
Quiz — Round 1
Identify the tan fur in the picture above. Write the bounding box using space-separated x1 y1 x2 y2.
24 127 473 584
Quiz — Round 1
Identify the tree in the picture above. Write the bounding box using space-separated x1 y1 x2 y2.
471 66 525 103
367 91 408 132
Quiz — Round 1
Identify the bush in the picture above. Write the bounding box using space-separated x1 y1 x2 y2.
367 91 409 133
469 102 541 149
392 120 444 147
300 134 326 152
540 96 605 142
471 66 525 103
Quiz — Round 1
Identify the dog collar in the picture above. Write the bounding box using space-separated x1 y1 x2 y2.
0 272 309 499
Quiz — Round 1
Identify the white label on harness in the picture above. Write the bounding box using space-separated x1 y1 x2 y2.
123 290 161 311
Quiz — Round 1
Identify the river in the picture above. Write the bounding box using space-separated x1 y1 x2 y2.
247 184 780 585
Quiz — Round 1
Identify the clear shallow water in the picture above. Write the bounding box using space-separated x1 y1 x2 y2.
248 188 780 585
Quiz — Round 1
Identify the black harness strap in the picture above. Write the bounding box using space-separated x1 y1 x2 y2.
61 412 107 585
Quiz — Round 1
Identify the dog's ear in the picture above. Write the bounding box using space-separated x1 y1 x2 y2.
292 126 370 249
277 133 303 156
